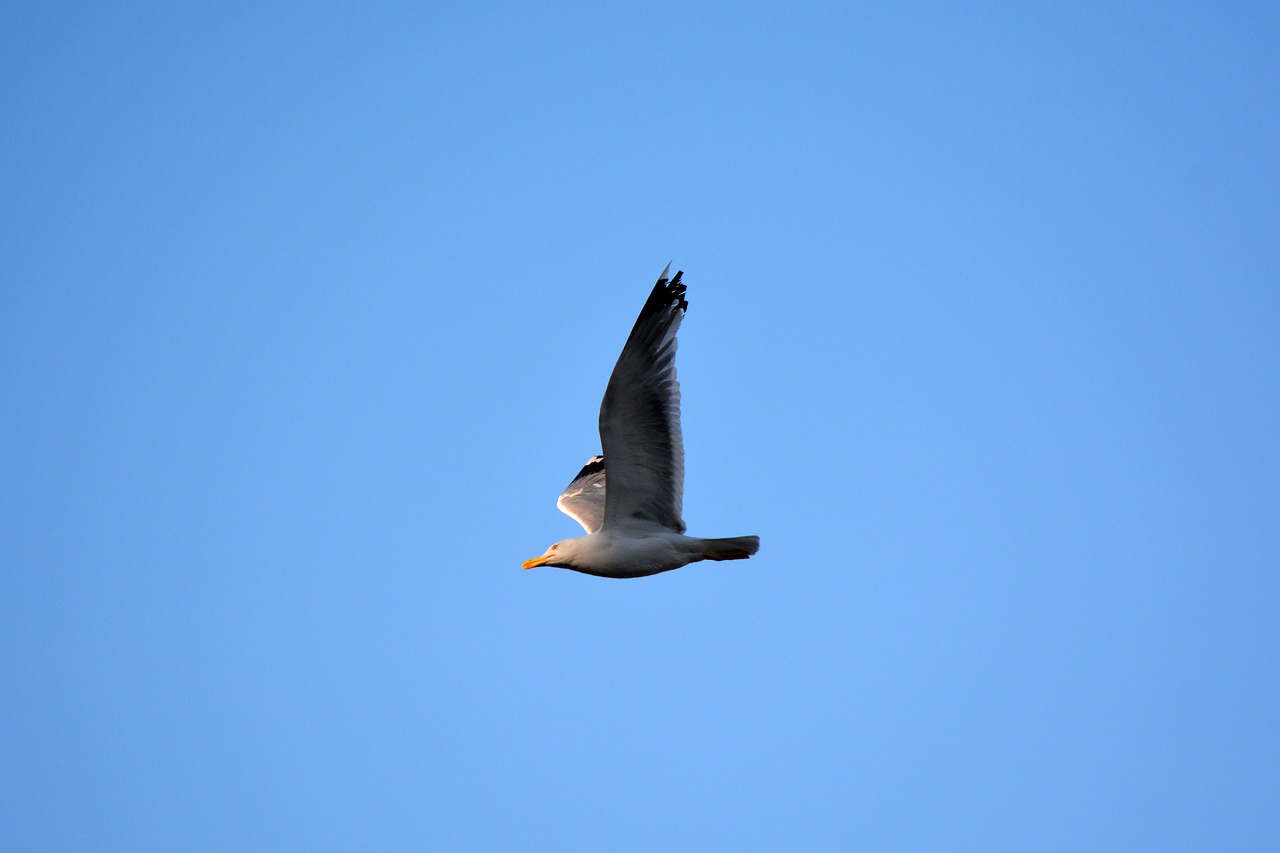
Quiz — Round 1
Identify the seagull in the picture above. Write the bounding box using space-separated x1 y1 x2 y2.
522 265 760 578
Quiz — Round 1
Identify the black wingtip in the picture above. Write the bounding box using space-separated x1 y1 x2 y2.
644 265 688 317
569 455 605 483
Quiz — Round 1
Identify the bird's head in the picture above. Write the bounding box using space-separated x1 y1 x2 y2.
521 538 581 570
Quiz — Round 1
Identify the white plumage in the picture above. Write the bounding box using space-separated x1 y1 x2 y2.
522 265 760 579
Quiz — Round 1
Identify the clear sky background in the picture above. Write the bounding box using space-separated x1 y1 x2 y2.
3 3 1278 850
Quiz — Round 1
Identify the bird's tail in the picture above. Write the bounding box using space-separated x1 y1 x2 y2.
698 535 760 562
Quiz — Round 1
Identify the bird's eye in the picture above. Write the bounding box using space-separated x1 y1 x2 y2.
551 545 558 551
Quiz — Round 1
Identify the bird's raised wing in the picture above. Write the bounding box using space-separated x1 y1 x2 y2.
556 455 606 533
597 266 687 533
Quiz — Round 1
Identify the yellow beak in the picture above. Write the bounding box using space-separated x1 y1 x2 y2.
521 555 550 570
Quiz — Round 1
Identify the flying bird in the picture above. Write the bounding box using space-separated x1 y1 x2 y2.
522 265 760 578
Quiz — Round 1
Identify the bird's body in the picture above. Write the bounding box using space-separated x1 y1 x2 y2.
534 524 761 579
522 266 759 579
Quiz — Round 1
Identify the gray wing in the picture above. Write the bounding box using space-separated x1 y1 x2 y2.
597 265 687 533
556 455 607 534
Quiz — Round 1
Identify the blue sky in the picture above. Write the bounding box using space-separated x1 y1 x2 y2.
3 2 1278 849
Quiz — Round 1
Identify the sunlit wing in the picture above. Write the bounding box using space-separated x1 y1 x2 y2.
556 455 606 534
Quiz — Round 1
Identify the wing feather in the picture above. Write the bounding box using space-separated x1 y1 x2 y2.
556 455 606 533
597 268 687 532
